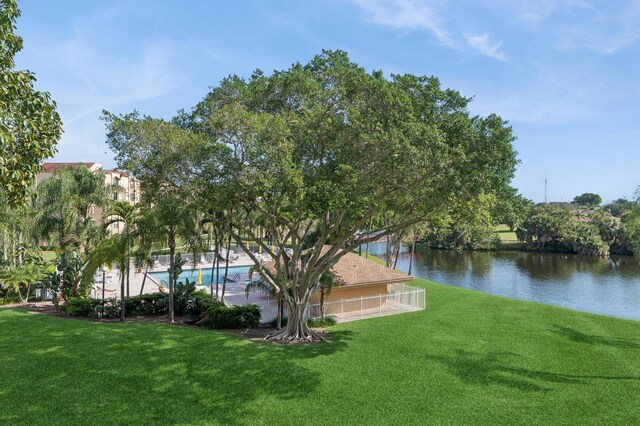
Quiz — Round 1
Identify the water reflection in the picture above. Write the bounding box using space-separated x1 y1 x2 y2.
365 243 640 320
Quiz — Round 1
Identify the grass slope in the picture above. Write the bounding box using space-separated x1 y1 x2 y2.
1 280 639 425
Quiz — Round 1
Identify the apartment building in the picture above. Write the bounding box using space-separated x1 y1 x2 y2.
37 162 140 234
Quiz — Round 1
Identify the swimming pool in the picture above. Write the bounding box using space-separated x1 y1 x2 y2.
149 265 251 286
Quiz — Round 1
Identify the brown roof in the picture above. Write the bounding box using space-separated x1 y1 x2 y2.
265 248 412 287
41 162 98 173
330 252 413 287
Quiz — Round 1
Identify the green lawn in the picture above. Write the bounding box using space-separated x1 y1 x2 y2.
495 225 526 250
1 280 639 425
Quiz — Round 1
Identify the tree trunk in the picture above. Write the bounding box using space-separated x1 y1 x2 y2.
320 286 325 319
168 230 176 323
139 267 148 296
120 262 126 321
17 231 22 265
215 229 221 300
365 217 373 259
221 231 231 303
210 227 219 301
408 233 417 275
269 299 320 341
385 217 392 267
11 229 16 267
276 299 283 329
2 229 7 262
392 239 401 270
126 239 130 298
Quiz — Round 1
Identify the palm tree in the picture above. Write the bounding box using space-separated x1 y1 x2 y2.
83 233 129 320
0 262 47 302
318 271 335 320
103 201 142 297
154 198 198 322
35 165 108 255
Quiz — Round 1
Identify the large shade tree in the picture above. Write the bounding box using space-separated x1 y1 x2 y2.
106 50 517 341
0 0 62 206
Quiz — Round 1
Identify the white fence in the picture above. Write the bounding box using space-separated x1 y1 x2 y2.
243 283 425 324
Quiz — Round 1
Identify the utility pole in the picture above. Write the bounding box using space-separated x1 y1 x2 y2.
544 179 548 204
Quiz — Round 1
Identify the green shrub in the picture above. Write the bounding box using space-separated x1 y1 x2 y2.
0 292 21 305
190 290 220 315
97 299 121 318
174 280 196 316
308 316 337 327
419 225 500 250
201 304 261 329
64 297 93 317
140 292 170 315
63 291 220 319
86 299 121 318
268 316 337 328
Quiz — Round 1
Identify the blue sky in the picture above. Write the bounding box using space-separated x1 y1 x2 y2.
14 0 640 203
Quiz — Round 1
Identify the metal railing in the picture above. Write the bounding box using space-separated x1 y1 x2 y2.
150 247 273 269
240 283 425 324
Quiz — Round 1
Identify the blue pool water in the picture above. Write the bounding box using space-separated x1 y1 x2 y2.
149 265 251 286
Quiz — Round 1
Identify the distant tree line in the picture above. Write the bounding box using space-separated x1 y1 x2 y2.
418 190 640 257
517 193 640 257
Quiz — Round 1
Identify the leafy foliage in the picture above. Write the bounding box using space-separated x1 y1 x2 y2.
41 252 89 301
0 261 47 302
63 289 220 319
64 297 94 317
306 316 337 328
517 204 574 252
34 165 108 253
419 224 501 250
0 0 62 206
494 189 533 231
200 304 261 329
572 193 602 207
516 204 629 256
105 50 518 340
604 198 636 217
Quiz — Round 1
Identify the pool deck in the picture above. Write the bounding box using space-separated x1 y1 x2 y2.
91 254 274 306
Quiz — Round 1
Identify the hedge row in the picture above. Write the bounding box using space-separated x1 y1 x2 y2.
200 304 261 329
63 292 262 330
64 291 220 318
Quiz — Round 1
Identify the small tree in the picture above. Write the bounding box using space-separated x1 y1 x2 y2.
35 165 108 255
0 262 47 302
572 193 602 207
0 0 62 206
103 201 142 297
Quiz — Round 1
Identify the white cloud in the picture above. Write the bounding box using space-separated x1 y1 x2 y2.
352 0 511 61
464 33 507 61
352 0 457 48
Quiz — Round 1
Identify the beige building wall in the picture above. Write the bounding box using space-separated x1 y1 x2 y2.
103 170 141 234
311 283 391 315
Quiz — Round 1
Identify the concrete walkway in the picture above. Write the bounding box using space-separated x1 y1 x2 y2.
91 253 274 306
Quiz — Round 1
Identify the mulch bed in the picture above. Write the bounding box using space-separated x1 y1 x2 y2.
4 301 329 343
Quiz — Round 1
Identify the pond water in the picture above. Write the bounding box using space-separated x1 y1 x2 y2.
364 243 640 320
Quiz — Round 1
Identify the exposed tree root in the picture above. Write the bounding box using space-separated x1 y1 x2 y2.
265 324 326 342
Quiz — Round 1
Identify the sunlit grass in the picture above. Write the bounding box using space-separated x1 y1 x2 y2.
1 278 639 425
